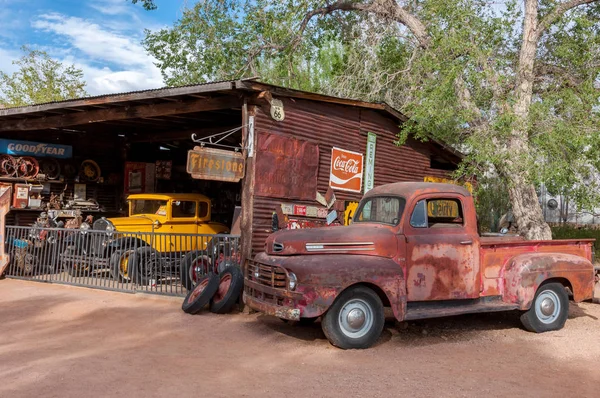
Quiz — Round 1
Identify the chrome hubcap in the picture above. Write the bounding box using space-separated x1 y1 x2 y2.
338 299 373 338
540 297 555 316
535 290 561 324
347 308 366 329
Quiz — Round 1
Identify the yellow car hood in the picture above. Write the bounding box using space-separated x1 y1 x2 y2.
108 216 157 230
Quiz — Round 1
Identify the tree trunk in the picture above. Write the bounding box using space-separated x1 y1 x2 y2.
500 0 551 241
505 172 552 240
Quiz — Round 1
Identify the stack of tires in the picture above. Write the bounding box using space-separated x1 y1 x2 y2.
182 266 244 315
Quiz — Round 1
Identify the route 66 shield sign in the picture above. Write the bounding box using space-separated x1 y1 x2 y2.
270 98 285 121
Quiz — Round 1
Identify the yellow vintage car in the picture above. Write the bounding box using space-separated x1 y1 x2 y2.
65 193 231 287
108 193 229 250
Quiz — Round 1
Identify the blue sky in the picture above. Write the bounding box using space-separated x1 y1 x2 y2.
0 0 186 95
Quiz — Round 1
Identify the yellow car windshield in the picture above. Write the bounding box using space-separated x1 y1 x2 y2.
131 200 168 216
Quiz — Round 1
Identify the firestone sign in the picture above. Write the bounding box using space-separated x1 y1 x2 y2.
0 139 72 159
329 147 364 193
187 146 245 182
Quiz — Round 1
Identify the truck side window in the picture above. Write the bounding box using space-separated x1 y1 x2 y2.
172 201 197 218
410 200 428 228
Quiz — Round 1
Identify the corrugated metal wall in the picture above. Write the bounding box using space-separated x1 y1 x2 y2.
251 98 459 254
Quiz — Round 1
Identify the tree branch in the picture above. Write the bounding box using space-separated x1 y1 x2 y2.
536 0 599 39
291 0 430 49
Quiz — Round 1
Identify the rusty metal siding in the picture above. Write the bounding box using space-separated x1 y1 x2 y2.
251 98 457 255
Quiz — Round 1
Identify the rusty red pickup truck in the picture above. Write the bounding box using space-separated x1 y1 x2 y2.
243 182 600 349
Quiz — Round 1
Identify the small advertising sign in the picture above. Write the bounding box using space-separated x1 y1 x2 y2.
0 139 72 159
329 147 364 193
364 132 376 193
187 147 245 182
124 162 148 195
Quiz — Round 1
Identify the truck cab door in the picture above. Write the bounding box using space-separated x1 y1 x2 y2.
405 195 480 301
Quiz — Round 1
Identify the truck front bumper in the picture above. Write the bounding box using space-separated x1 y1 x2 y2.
243 278 303 321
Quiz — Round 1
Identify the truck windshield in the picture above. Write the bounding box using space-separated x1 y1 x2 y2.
354 196 405 225
131 200 168 216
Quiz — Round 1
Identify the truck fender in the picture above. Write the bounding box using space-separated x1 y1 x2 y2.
502 252 594 310
284 256 406 321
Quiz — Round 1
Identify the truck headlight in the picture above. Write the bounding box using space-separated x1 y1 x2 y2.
288 272 297 291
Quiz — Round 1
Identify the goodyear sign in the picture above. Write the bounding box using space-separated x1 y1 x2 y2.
0 139 72 158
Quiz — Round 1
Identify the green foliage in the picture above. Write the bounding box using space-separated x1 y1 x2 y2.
140 0 600 221
552 224 600 253
0 46 87 108
474 176 511 233
131 0 156 11
142 1 359 90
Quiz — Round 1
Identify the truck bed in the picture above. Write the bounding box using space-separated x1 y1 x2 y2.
480 238 595 297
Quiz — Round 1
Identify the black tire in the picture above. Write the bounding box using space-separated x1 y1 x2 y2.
109 248 135 282
182 274 220 314
181 250 212 290
130 247 158 286
321 286 385 349
520 282 569 333
210 266 244 314
63 246 89 277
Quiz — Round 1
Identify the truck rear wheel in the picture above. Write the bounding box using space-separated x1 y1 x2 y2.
321 286 384 349
520 282 569 333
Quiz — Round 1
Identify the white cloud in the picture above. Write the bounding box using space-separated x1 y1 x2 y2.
73 62 164 95
31 12 163 95
89 0 133 16
0 48 20 75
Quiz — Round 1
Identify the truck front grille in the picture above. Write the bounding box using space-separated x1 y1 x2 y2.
246 259 287 289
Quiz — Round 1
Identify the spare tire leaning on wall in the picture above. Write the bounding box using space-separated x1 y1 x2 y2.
210 266 244 314
182 274 220 314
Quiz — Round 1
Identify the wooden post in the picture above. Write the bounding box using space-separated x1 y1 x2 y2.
0 187 12 276
240 99 257 270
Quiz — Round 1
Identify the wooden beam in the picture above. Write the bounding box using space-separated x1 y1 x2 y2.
0 96 242 132
128 125 242 143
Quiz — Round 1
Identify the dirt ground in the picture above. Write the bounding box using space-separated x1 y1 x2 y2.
1 279 599 398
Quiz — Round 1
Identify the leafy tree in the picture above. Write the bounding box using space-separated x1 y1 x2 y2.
0 47 87 107
131 0 157 11
139 0 600 240
141 1 357 89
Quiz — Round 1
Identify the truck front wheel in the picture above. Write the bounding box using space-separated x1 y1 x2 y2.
520 282 569 333
321 286 384 349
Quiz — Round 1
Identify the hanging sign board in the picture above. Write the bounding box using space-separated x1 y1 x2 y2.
187 146 245 182
364 132 376 193
0 139 72 159
329 147 364 193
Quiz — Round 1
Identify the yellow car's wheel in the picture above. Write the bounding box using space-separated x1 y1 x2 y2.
110 249 135 282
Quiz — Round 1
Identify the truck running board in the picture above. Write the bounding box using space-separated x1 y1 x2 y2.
404 296 519 321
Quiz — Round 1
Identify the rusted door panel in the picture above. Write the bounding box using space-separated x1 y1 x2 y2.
406 233 480 301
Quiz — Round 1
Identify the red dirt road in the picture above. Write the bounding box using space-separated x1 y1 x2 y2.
1 279 599 398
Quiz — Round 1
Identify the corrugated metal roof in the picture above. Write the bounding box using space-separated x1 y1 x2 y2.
0 79 239 111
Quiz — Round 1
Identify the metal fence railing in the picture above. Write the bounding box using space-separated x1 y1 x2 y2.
3 225 241 296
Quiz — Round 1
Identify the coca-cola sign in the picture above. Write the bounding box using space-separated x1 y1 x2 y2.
330 147 364 193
